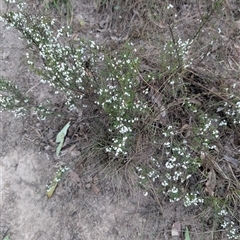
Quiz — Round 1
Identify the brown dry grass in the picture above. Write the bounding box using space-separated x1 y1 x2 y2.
95 0 240 239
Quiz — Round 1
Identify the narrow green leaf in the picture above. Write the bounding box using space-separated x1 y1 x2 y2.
185 227 191 240
46 180 58 198
3 235 10 240
46 166 68 198
56 141 62 157
56 121 70 156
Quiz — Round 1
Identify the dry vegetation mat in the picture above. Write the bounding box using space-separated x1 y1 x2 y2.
1 0 240 239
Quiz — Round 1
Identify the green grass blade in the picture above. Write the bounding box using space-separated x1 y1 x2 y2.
185 227 191 240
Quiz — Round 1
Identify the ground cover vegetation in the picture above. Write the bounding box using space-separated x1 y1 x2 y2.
1 0 240 239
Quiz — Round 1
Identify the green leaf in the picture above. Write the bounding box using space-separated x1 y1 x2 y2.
56 121 70 156
3 235 10 240
46 166 68 198
185 227 191 240
46 179 58 198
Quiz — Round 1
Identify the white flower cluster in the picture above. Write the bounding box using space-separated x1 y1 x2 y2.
163 38 193 71
3 7 99 117
0 78 29 116
163 152 200 203
136 157 160 187
96 46 147 157
196 114 220 149
4 0 16 3
183 192 204 207
177 38 193 68
219 100 240 124
218 209 240 240
158 124 203 204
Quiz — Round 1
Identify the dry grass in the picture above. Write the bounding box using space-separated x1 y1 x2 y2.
96 0 240 238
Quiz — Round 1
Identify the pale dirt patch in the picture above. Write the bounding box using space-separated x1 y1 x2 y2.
0 144 160 240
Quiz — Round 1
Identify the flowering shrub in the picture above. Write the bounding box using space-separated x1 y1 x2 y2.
0 77 29 117
3 4 99 115
162 38 193 71
1 2 147 158
96 44 147 157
